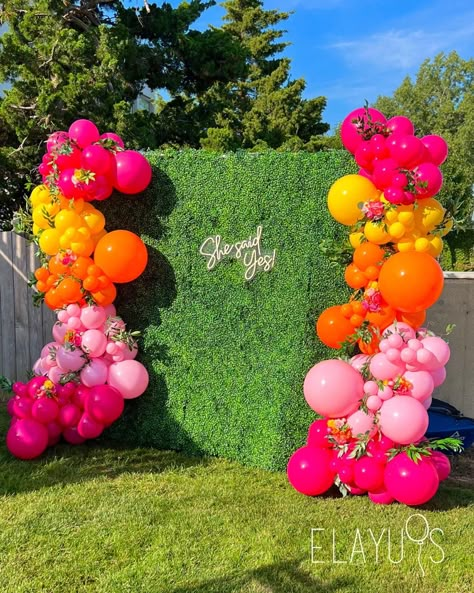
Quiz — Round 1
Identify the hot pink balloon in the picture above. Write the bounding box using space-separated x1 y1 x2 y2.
369 353 405 381
347 410 376 437
421 336 450 369
77 413 104 439
368 489 395 505
386 115 414 137
114 150 152 194
340 107 387 154
27 376 47 398
307 419 331 448
80 359 108 387
31 398 59 424
92 175 114 201
372 158 399 190
68 119 100 148
57 168 83 200
384 452 439 505
379 397 429 445
13 397 33 420
46 420 62 446
100 132 124 149
7 419 49 459
421 135 448 166
12 382 28 397
303 360 364 418
58 403 82 428
47 131 69 153
287 446 335 496
388 135 424 169
354 456 385 491
72 384 92 409
404 370 434 401
358 168 373 181
429 451 451 481
81 329 107 358
85 384 124 425
81 144 114 176
415 162 443 197
56 346 86 372
107 360 149 399
62 426 86 445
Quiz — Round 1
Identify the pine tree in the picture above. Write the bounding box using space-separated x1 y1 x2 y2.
200 0 329 151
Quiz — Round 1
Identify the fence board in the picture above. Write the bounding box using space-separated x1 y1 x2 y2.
0 232 16 379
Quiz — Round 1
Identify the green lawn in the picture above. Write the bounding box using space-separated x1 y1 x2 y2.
0 405 472 593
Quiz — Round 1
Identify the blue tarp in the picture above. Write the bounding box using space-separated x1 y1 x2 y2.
427 399 474 450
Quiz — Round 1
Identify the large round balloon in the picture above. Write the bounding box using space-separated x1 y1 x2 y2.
287 446 335 496
384 452 439 505
303 359 364 418
114 150 152 194
327 175 379 226
316 305 354 349
7 419 49 460
107 360 149 399
378 397 429 445
94 230 148 283
340 108 387 154
378 252 444 312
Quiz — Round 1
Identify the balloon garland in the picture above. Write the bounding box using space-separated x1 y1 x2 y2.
288 107 463 506
5 119 152 459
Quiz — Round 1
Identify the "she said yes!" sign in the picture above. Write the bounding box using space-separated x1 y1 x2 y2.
199 225 276 281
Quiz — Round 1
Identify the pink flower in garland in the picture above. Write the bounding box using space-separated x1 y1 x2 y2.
361 200 385 221
364 287 383 312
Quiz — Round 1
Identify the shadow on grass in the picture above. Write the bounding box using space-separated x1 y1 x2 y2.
170 559 354 593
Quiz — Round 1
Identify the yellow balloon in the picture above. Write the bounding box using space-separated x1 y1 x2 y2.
364 221 390 244
30 185 51 208
415 198 445 233
398 211 415 227
415 237 430 253
71 237 94 257
428 236 444 258
55 209 82 232
385 209 399 223
32 223 41 236
349 231 364 249
81 209 105 235
32 204 58 230
388 222 406 240
39 228 61 256
327 175 379 226
396 238 415 253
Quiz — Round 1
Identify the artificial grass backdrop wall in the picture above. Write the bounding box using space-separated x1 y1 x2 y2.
103 150 355 470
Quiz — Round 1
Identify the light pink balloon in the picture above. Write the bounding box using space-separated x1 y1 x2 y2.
349 354 369 372
42 355 56 370
48 366 64 383
379 397 429 445
56 346 86 372
80 359 108 387
367 395 383 412
347 410 376 438
81 329 107 358
52 322 68 343
370 353 405 381
304 360 364 418
421 336 450 369
430 366 446 388
384 322 416 341
121 342 138 360
104 304 117 317
422 396 432 410
40 341 60 359
80 305 107 329
404 370 434 401
33 358 47 376
107 360 149 399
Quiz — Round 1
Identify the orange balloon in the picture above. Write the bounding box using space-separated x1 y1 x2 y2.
344 264 368 290
94 230 148 283
366 303 396 330
396 309 427 328
353 243 385 271
91 283 117 306
56 278 82 304
378 252 444 313
316 305 355 349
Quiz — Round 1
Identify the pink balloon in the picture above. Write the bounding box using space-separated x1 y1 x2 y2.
422 396 432 410
104 304 117 317
367 395 383 412
340 107 387 154
56 346 86 372
372 158 399 190
347 410 376 437
430 366 446 388
33 357 47 376
46 421 62 446
80 359 108 387
67 316 83 330
429 451 451 481
370 353 405 381
81 144 115 176
68 119 100 148
354 456 385 491
421 135 448 166
114 150 152 194
388 135 424 169
62 426 86 445
31 398 59 424
404 370 434 401
303 360 364 418
91 175 113 201
85 385 124 425
307 419 331 448
57 168 83 200
386 116 414 137
58 403 82 428
121 342 138 360
7 419 49 459
81 329 107 358
100 132 125 149
13 397 33 419
27 376 47 398
414 163 443 197
48 366 65 384
40 341 59 359
355 141 374 169
421 336 450 369
368 489 395 505
287 446 335 496
12 382 28 397
52 321 68 343
350 354 370 372
107 360 149 399
379 397 429 445
80 305 107 330
384 322 416 341
47 131 69 153
77 413 104 439
384 452 439 505
358 168 373 181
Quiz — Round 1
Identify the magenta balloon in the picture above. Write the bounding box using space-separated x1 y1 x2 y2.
388 135 424 169
338 463 354 485
430 366 446 388
421 135 448 166
421 336 450 368
384 452 439 505
369 353 405 381
55 146 82 171
107 360 149 399
379 397 429 445
414 162 443 197
303 359 364 418
287 446 335 496
62 426 86 445
354 456 385 491
85 384 124 425
372 158 399 190
368 489 395 505
429 451 451 481
7 419 49 459
386 116 414 137
81 144 114 176
340 107 387 154
77 413 104 439
347 410 376 438
71 384 91 409
57 168 81 199
114 150 152 194
80 358 108 387
31 398 59 424
403 370 434 401
68 119 100 148
93 175 114 201
46 421 62 446
355 142 374 169
47 131 69 153
27 376 47 398
13 397 33 420
58 403 82 428
12 382 28 397
357 168 374 181
307 419 331 448
100 132 125 149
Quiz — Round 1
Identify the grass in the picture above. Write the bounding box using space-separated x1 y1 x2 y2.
0 405 473 593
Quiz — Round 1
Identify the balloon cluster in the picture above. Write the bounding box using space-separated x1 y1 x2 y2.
288 106 461 506
6 120 152 459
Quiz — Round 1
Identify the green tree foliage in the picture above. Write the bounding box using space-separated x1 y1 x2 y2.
0 0 246 229
375 51 474 229
199 0 329 151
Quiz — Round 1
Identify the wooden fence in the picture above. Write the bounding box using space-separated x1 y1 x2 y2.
0 232 473 416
